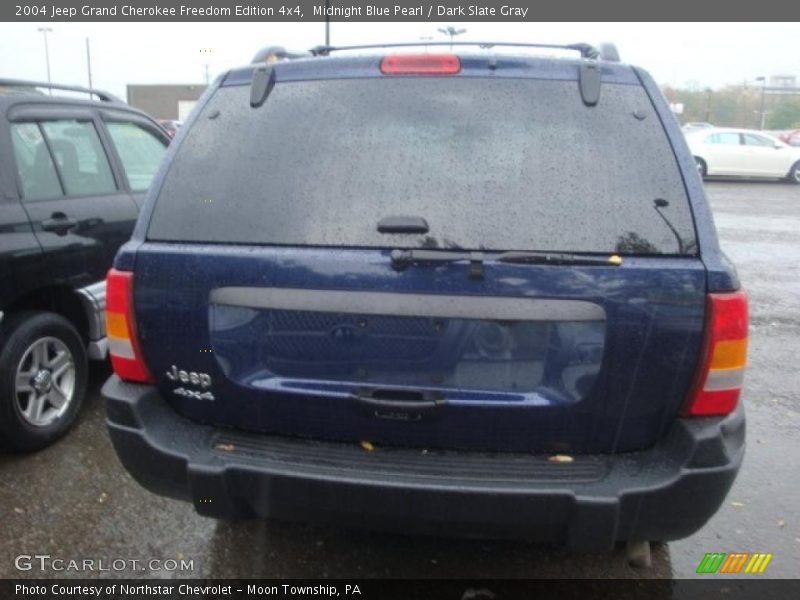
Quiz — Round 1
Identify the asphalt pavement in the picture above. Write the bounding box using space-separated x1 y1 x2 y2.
1 181 798 580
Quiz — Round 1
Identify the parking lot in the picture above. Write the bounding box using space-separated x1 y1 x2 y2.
1 181 798 580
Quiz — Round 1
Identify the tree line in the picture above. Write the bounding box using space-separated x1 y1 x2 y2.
662 84 800 130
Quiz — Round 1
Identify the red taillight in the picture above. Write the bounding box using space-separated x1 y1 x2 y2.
106 268 154 383
681 290 748 416
380 54 461 75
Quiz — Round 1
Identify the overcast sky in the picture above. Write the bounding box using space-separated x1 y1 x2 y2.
1 22 797 99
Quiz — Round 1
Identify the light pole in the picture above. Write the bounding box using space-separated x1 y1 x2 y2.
324 0 330 46
200 48 211 84
437 26 466 51
86 37 93 89
37 27 53 94
755 76 767 130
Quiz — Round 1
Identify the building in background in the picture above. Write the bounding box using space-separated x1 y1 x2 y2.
770 75 797 88
127 84 207 121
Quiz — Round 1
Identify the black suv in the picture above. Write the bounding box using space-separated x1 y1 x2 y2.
103 43 747 560
0 80 168 451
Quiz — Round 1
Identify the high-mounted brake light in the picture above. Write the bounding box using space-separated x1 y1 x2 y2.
681 290 748 416
380 54 461 75
106 268 154 383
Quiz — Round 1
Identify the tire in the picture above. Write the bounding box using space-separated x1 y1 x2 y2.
0 311 88 452
787 161 800 184
694 157 708 179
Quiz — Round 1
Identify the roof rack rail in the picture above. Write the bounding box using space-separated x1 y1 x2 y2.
596 42 620 62
0 79 122 103
309 41 617 60
251 46 312 64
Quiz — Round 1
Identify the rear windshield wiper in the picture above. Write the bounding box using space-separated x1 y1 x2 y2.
497 251 622 266
391 249 486 278
390 249 621 279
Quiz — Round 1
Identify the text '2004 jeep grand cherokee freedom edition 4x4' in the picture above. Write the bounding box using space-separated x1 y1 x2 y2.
103 42 748 557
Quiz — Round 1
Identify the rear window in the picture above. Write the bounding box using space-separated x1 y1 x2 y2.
149 77 696 255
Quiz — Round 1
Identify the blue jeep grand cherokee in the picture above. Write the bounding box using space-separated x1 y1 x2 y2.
102 43 747 556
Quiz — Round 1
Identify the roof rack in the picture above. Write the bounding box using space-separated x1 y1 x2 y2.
251 46 311 64
248 41 620 110
309 41 620 62
0 79 122 103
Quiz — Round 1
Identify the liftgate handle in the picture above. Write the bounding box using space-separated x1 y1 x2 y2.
350 388 446 419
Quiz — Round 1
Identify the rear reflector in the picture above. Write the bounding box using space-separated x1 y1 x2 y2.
380 54 461 75
681 290 748 416
106 268 154 383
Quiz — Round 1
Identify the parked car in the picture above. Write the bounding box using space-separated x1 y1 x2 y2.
682 121 714 131
0 79 168 451
157 119 182 139
778 128 800 147
686 127 800 183
103 42 747 564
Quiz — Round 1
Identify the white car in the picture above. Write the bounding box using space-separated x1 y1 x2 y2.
682 122 714 131
685 127 800 184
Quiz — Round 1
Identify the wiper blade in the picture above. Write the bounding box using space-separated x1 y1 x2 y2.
497 251 622 266
390 248 622 279
391 249 486 279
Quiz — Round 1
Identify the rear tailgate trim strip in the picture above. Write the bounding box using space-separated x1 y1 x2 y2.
210 287 605 322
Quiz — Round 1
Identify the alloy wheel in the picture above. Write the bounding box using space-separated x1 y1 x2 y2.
14 336 76 427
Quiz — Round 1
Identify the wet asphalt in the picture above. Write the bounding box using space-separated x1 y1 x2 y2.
0 181 798 580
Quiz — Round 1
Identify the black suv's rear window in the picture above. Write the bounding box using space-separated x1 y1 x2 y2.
148 77 696 255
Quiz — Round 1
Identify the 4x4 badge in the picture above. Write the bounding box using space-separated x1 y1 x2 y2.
172 387 215 402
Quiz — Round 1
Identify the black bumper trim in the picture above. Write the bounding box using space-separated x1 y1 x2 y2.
103 375 744 551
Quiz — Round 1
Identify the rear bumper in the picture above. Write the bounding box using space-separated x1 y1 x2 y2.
104 375 744 550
